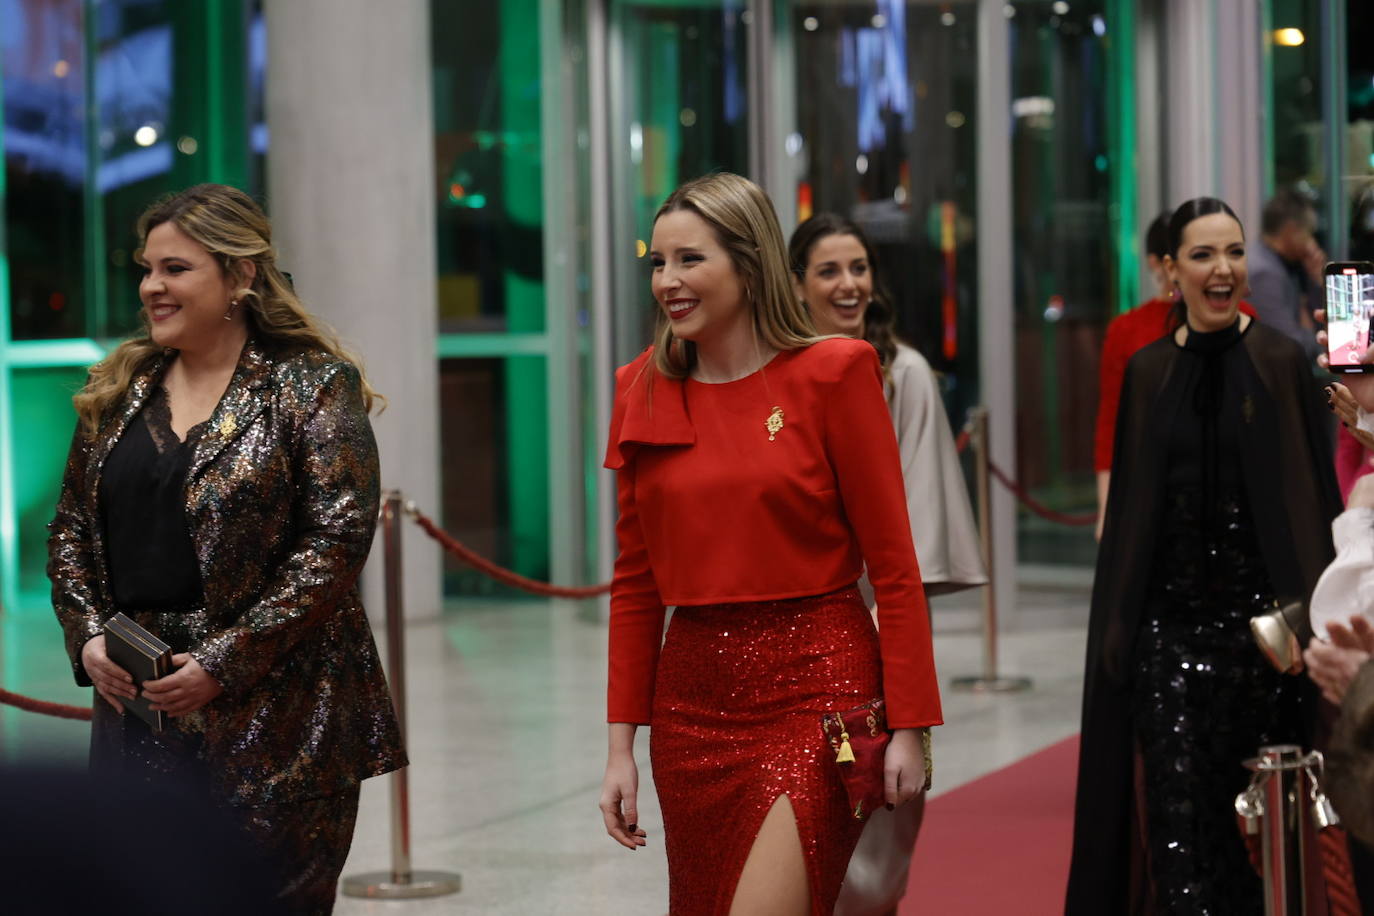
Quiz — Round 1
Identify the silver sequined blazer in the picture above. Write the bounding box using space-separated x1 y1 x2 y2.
48 339 406 805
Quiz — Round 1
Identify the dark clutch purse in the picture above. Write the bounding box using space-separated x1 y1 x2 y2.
820 699 891 820
103 612 174 733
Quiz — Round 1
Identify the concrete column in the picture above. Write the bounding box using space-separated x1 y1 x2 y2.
1135 0 1166 284
976 0 1016 618
264 0 441 620
1164 0 1264 232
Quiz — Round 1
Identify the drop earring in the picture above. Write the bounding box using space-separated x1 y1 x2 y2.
225 298 238 321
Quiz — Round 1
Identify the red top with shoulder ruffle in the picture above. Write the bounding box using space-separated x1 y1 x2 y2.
604 337 943 729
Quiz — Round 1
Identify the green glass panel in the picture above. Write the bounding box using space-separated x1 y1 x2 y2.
1105 0 1138 317
432 0 552 586
1008 0 1111 566
12 367 86 613
500 0 551 579
98 0 254 340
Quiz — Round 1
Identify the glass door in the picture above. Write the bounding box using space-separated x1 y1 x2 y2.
607 0 752 365
782 0 982 424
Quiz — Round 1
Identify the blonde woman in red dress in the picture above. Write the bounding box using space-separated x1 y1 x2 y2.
597 172 942 915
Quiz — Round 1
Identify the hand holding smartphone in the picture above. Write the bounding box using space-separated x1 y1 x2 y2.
1324 261 1374 373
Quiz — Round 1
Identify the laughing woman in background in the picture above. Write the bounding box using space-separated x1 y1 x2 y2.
1066 198 1340 913
790 213 985 916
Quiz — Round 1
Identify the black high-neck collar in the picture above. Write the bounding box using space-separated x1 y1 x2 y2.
1179 316 1246 353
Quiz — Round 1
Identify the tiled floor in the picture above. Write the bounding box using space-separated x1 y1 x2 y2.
0 575 1090 914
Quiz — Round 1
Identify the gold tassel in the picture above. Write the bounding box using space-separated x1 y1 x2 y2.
836 731 855 764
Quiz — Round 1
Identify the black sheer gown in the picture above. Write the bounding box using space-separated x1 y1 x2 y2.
1068 317 1343 914
1130 322 1304 912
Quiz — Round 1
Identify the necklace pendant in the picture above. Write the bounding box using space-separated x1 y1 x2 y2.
766 406 784 441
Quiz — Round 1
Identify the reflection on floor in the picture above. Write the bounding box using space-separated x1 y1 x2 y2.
0 575 1089 914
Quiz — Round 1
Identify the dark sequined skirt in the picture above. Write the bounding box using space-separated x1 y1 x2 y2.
89 609 360 914
650 586 881 916
1131 488 1304 914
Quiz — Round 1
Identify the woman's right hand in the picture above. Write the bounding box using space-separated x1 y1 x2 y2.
81 635 135 713
1317 309 1374 416
599 750 648 850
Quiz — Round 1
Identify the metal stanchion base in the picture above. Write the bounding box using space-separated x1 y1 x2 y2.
341 870 462 899
950 675 1033 693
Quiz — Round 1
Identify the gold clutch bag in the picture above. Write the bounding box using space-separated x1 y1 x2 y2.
1249 600 1307 675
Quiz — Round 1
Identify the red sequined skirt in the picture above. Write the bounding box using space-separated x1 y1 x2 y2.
650 586 882 915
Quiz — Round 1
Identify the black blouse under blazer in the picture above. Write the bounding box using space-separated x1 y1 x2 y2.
48 340 406 806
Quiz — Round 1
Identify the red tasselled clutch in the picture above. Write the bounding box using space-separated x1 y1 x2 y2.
820 699 890 820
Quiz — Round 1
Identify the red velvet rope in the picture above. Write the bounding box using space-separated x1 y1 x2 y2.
1238 812 1361 913
410 510 612 598
987 464 1098 527
952 426 1096 527
0 687 92 721
1319 827 1363 916
1241 820 1263 873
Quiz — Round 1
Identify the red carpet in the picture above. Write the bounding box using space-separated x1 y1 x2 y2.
900 736 1079 916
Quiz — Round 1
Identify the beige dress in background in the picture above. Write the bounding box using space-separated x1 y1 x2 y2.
839 343 987 916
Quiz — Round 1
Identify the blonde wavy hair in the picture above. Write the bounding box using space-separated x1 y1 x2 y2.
73 183 378 434
651 172 822 379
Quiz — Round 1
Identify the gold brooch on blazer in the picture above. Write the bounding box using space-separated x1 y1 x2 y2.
766 406 784 441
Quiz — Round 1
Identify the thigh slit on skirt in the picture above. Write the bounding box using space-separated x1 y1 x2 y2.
649 586 882 916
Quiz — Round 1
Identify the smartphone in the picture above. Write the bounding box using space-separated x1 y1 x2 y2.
1324 261 1374 373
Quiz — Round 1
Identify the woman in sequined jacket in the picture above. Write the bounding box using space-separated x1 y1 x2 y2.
48 184 405 915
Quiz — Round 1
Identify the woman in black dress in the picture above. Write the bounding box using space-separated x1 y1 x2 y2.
1066 198 1341 913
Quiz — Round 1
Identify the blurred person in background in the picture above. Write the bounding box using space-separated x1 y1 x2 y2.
1248 189 1326 365
789 212 984 916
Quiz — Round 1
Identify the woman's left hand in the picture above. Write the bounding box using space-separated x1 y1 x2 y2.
142 654 223 717
883 728 927 808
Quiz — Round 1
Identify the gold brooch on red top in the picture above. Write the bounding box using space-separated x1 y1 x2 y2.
766 406 785 441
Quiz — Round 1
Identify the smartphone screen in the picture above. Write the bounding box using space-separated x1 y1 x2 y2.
1325 261 1374 373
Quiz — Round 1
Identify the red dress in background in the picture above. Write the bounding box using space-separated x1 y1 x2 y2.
1095 298 1258 471
605 338 941 915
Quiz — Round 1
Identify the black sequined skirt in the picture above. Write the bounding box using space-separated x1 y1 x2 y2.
88 609 360 914
1131 488 1304 914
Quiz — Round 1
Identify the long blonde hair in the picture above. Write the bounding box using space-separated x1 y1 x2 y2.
73 183 378 434
651 173 822 379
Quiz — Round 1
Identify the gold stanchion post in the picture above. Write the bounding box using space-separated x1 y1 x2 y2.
342 490 461 899
951 407 1032 693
